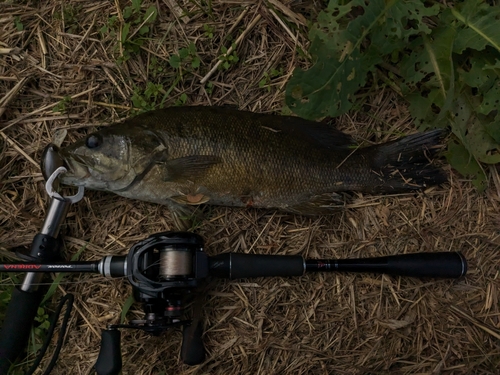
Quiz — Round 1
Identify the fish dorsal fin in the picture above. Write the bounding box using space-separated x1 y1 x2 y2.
162 155 221 181
260 114 355 149
187 106 355 149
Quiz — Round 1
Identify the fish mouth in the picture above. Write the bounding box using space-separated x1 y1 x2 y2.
56 150 92 184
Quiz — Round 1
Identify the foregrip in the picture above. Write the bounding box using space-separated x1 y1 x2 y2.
209 253 304 279
0 287 43 374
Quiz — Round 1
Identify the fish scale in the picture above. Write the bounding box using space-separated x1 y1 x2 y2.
54 106 446 215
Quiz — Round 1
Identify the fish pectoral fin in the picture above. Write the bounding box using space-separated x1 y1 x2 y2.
163 155 221 181
171 193 211 205
285 193 347 215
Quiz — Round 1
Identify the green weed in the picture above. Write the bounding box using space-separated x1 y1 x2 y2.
54 4 82 33
100 0 158 63
203 24 215 39
169 42 201 72
14 16 23 31
218 43 239 70
259 68 284 92
53 96 72 114
131 82 167 111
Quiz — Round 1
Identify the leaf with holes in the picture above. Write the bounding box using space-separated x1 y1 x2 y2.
285 0 440 120
445 140 487 191
402 26 456 129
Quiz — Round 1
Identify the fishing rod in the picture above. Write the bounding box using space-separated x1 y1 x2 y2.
0 231 467 375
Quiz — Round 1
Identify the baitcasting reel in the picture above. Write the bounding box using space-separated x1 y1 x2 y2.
95 231 209 373
0 231 467 375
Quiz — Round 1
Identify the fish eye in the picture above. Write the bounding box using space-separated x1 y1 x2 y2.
85 134 102 149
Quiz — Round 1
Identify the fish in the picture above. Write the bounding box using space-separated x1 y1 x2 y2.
50 106 446 217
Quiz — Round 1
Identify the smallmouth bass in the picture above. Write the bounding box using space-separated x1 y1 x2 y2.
50 106 446 215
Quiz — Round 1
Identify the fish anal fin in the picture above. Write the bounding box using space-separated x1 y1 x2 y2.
285 193 347 215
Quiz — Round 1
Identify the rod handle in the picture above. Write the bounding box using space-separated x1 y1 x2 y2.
384 252 467 278
209 253 304 279
95 329 122 375
0 287 43 374
333 252 467 278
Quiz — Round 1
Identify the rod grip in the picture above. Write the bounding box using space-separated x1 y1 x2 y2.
334 252 467 278
181 320 205 365
384 252 467 278
209 253 304 279
0 287 43 374
95 329 122 375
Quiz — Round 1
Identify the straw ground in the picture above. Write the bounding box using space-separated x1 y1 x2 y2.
1 1 499 374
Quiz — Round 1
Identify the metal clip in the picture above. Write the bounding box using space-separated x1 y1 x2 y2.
45 166 84 203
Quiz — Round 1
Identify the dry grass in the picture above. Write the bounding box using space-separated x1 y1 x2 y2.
1 1 500 374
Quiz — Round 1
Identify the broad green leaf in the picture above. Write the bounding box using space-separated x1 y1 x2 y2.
169 54 181 68
401 26 456 128
286 0 441 120
123 6 133 20
452 0 500 53
286 0 397 119
467 118 500 164
459 54 499 89
132 0 141 13
145 6 157 24
121 22 130 44
477 83 500 115
445 140 487 191
380 0 440 42
451 94 500 164
407 89 442 129
484 116 500 144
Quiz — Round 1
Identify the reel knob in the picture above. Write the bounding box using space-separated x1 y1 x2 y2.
181 319 205 365
95 329 122 375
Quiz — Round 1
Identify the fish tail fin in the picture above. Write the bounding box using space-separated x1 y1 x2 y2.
368 129 447 193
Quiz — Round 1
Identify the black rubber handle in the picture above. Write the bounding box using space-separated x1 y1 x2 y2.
209 253 304 279
386 252 467 278
335 252 467 278
181 320 205 365
0 287 43 374
95 330 122 375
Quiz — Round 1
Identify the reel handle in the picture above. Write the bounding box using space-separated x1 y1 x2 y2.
181 320 205 365
95 329 122 375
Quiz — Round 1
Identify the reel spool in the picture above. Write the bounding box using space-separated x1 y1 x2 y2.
159 246 192 279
